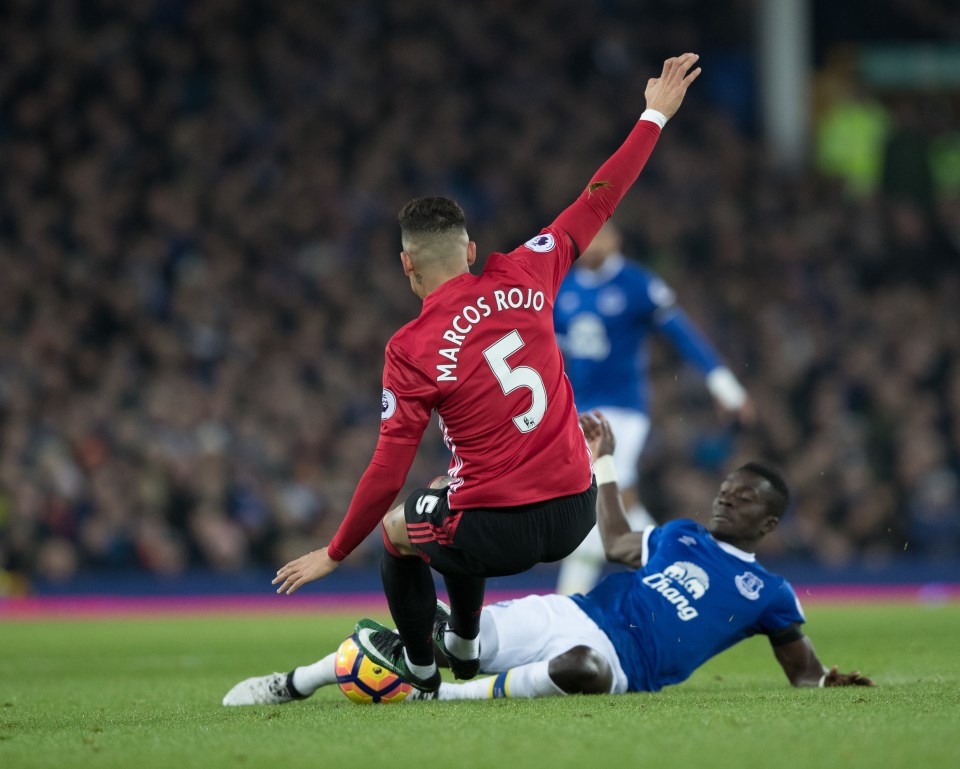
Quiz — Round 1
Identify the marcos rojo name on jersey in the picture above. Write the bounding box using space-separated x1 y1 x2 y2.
436 287 546 382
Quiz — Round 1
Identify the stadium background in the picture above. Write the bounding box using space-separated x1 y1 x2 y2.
1 0 959 601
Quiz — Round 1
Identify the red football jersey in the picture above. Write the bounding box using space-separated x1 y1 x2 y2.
327 117 662 560
380 226 592 508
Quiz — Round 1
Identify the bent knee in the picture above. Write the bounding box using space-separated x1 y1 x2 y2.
548 645 613 695
429 475 453 489
382 506 417 557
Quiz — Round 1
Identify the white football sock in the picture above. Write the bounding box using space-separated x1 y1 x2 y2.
403 649 437 680
445 628 480 660
291 652 337 696
434 660 564 700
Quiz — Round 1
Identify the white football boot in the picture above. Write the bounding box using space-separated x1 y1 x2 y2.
222 672 304 705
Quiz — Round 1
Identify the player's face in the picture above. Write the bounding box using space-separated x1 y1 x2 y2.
708 471 778 545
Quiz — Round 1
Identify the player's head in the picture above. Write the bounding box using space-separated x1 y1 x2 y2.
708 461 790 549
579 220 622 270
397 197 475 299
398 196 467 239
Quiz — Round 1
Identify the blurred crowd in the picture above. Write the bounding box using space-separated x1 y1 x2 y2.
1 0 959 587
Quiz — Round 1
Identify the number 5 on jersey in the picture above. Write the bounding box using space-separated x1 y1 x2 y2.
483 330 547 433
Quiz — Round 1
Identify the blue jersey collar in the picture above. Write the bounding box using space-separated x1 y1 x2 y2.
574 252 626 287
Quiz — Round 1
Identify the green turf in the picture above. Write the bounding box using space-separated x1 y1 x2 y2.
2 603 958 769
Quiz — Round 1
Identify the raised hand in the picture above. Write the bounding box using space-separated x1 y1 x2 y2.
644 53 701 118
579 410 616 459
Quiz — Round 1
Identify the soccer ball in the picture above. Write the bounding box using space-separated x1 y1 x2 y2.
335 634 412 704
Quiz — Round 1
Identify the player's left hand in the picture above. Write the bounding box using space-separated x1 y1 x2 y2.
272 546 340 595
823 665 875 687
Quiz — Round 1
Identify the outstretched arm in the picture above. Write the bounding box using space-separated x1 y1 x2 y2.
552 53 702 256
579 411 647 568
654 306 755 424
274 343 434 594
772 632 875 687
272 438 419 594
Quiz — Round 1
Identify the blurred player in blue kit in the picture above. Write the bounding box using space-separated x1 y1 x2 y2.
223 412 871 706
554 221 755 594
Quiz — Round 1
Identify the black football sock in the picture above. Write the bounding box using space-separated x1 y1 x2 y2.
442 574 485 641
380 550 437 666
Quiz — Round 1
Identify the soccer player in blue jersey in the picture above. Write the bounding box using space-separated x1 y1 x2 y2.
554 220 755 595
222 412 871 706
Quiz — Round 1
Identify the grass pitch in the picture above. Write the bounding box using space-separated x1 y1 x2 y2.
2 602 958 769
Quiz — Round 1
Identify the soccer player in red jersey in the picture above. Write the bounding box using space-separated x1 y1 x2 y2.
273 53 703 692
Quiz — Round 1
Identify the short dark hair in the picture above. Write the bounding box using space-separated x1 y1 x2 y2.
398 197 466 237
736 461 790 518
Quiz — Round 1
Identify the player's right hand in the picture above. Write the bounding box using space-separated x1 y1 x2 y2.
644 53 701 118
273 546 340 595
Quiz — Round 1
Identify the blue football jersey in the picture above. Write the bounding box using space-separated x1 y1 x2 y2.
572 519 806 692
554 255 723 413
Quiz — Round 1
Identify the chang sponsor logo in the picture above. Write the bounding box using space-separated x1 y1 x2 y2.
641 561 711 621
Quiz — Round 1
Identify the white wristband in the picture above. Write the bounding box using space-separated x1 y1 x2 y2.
818 674 826 688
593 455 617 486
706 366 747 410
639 109 668 129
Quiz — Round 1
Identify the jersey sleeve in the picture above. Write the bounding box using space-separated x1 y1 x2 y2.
493 225 580 298
552 119 662 258
497 118 663 299
640 268 724 373
753 580 807 637
379 339 439 445
326 439 419 561
636 269 676 316
326 341 438 561
654 306 725 374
